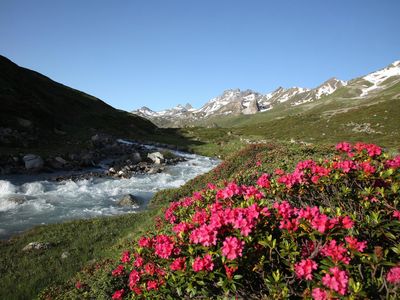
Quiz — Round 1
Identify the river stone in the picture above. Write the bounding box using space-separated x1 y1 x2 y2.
147 166 164 174
22 242 52 251
55 157 67 165
117 194 139 207
8 195 28 204
147 152 164 164
131 152 142 164
23 154 44 170
17 118 33 128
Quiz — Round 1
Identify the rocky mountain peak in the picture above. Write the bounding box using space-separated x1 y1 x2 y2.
131 59 400 127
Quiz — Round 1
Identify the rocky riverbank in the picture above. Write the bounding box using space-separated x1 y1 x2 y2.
0 133 187 179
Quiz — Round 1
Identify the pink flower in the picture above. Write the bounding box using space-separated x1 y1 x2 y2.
192 254 214 272
321 240 350 264
222 236 245 260
273 201 294 219
146 280 158 291
387 266 400 284
189 224 217 246
112 289 124 300
170 257 186 271
120 251 130 263
386 155 400 169
341 216 354 229
360 161 375 175
173 222 192 235
181 197 194 207
216 182 242 199
333 160 356 173
354 143 381 157
129 270 140 289
154 235 175 259
192 209 209 225
322 267 349 295
224 264 238 279
298 206 320 221
310 213 336 233
393 210 400 220
164 203 179 223
138 236 152 248
133 255 144 268
144 263 156 275
312 288 328 300
345 236 367 252
207 183 217 190
294 259 318 280
75 281 83 289
233 214 255 236
242 185 264 200
131 286 142 295
257 173 271 188
111 265 124 277
336 142 352 153
279 218 299 232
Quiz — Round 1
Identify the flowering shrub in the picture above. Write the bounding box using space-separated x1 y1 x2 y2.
106 142 399 299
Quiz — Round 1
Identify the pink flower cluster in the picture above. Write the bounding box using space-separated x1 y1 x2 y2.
336 141 382 158
154 235 175 259
386 266 400 284
222 236 244 260
108 142 399 299
192 254 214 272
320 240 351 265
322 267 349 295
295 259 318 280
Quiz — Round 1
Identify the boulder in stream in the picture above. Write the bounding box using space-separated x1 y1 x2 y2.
8 195 28 204
23 154 44 170
147 152 164 164
117 194 139 207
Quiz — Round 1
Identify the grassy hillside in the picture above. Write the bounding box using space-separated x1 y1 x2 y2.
0 55 180 156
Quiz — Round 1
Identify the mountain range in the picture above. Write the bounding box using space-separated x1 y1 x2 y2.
132 60 400 127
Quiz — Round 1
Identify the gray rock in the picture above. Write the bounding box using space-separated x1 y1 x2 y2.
8 195 27 204
117 194 139 207
17 118 32 128
91 133 113 147
131 152 142 164
147 166 164 174
55 157 67 165
23 154 44 170
242 98 260 115
54 128 66 135
147 152 164 164
22 242 52 251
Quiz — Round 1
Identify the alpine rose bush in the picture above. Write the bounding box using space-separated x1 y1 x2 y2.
106 142 399 299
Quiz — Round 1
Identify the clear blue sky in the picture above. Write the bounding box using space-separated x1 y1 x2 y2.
1 0 399 111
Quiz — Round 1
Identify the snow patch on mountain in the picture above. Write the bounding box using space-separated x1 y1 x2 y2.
132 60 399 126
360 61 400 97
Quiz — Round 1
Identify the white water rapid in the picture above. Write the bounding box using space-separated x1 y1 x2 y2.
0 150 219 239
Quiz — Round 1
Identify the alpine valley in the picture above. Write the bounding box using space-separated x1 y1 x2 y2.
132 61 400 146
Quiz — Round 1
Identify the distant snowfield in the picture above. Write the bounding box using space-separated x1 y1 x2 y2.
360 61 400 97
